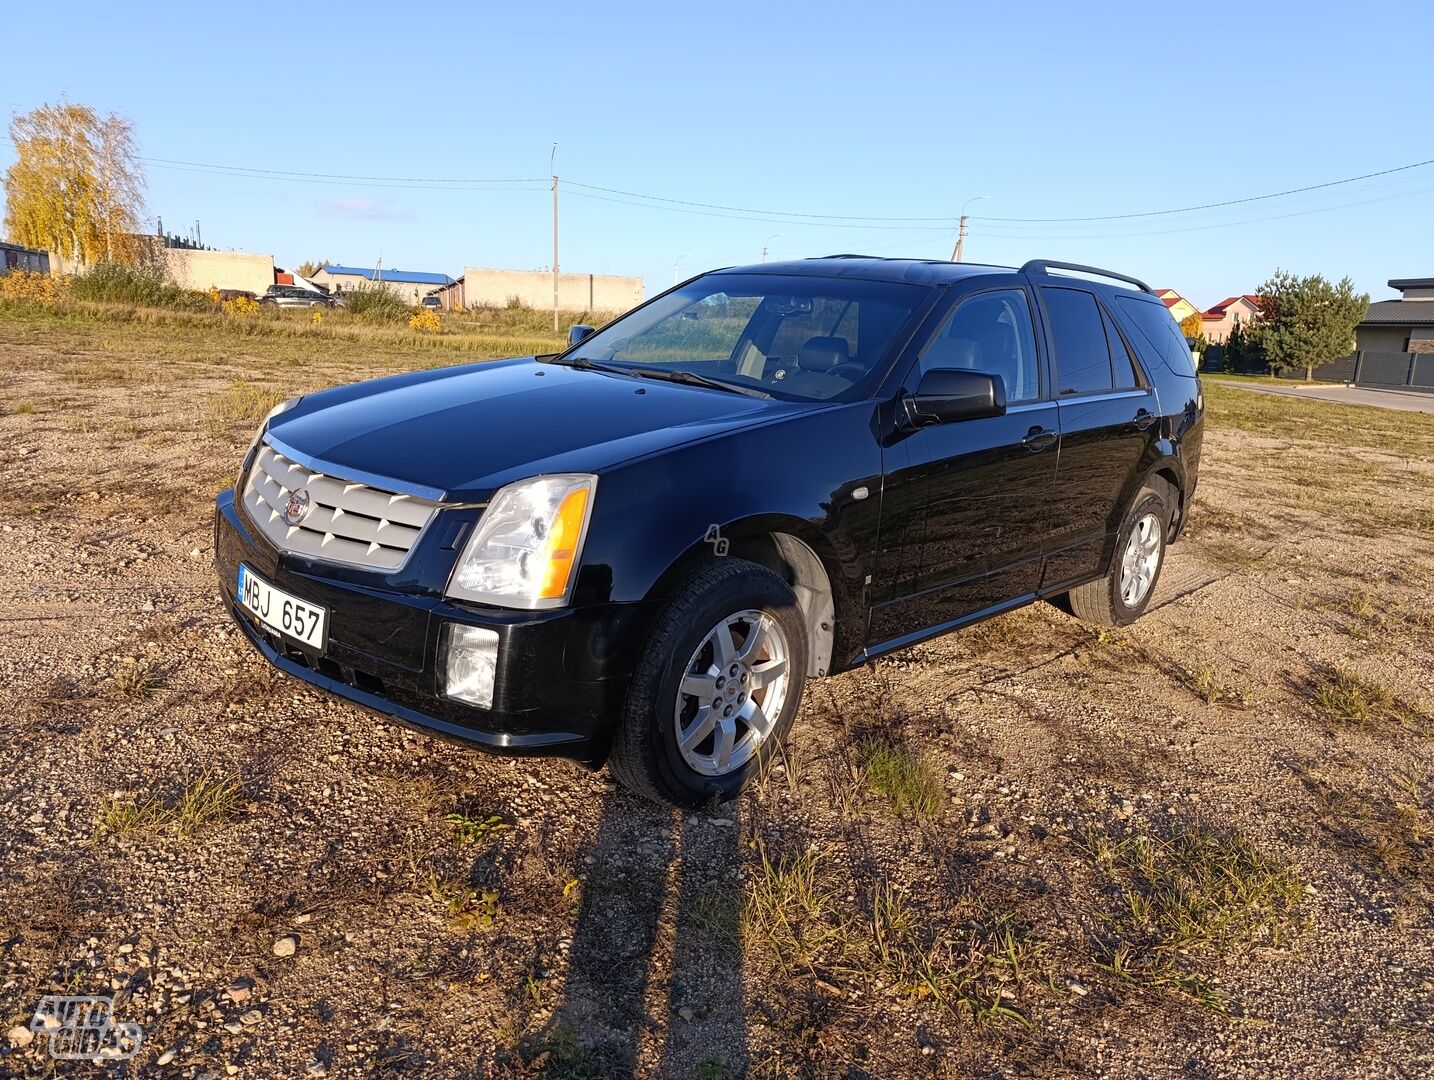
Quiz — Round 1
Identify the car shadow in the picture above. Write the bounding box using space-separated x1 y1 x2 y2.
535 786 749 1078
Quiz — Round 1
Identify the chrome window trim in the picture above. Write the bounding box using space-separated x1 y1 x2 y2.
1053 388 1151 405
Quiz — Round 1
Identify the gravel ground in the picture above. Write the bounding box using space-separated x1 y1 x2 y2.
0 312 1431 1078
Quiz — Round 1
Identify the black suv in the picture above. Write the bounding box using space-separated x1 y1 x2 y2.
214 257 1203 806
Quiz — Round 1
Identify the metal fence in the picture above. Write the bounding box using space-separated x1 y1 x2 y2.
1352 350 1434 391
1257 350 1434 394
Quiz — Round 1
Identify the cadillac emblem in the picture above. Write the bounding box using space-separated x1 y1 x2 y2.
284 488 312 526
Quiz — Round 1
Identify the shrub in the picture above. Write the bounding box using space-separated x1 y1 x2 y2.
0 270 62 303
341 286 412 321
409 308 441 333
68 260 211 311
221 294 260 318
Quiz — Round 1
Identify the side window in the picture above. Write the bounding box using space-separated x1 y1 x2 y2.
1043 287 1113 396
1101 306 1140 389
919 288 1040 403
1117 296 1198 377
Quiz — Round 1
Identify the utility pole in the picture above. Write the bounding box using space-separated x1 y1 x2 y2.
550 143 560 332
950 194 989 261
951 216 970 262
673 255 688 285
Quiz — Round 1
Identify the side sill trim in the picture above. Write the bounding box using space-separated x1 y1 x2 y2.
858 591 1038 662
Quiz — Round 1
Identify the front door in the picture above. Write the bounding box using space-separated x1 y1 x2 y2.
869 287 1059 650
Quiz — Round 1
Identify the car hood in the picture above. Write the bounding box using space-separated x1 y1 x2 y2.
266 357 796 500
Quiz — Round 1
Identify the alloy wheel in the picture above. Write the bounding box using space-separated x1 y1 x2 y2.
1119 512 1162 607
674 609 791 777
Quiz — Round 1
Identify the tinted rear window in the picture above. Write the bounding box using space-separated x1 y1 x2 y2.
1043 287 1113 395
1101 306 1141 389
1118 296 1198 377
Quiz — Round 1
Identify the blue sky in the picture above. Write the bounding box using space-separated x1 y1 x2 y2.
2 1 1430 307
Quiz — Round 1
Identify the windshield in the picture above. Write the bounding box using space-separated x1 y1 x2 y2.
563 273 929 402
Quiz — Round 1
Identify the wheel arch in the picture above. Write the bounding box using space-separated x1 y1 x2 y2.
1141 452 1187 537
644 514 842 678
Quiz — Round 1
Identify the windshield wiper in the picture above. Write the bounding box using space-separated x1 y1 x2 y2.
621 367 772 399
544 356 772 398
542 355 631 376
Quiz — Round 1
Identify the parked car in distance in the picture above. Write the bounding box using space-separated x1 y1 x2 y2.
215 256 1203 807
420 294 442 310
259 285 334 308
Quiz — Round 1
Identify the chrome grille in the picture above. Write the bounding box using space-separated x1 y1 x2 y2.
241 441 437 571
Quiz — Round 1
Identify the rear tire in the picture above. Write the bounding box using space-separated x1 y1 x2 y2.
1064 481 1174 627
608 559 808 808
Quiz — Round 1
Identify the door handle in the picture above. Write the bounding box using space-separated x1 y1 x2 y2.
1022 427 1057 452
1133 409 1156 431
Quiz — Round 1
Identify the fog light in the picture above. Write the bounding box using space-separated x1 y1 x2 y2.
445 624 499 709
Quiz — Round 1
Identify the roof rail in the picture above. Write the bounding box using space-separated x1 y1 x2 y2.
1019 259 1152 294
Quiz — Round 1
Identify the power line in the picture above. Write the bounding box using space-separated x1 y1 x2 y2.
965 182 1434 242
973 158 1434 222
561 179 952 222
137 152 1434 231
562 187 946 231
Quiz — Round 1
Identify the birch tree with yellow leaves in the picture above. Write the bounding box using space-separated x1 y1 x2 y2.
3 100 147 265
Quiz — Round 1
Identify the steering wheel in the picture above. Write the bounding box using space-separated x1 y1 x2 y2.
827 362 867 382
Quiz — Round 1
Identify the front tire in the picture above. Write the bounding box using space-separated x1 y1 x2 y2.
608 559 808 807
1064 482 1173 627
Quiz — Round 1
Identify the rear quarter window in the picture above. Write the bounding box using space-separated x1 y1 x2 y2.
1117 297 1198 377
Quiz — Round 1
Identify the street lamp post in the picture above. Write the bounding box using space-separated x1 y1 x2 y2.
951 195 989 262
673 255 689 285
761 233 784 262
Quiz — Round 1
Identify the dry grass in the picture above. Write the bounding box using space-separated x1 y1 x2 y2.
1308 664 1426 730
0 294 582 367
1085 825 1304 1009
1181 663 1248 709
1204 381 1434 458
869 884 1044 1027
95 772 245 838
106 656 167 698
856 739 946 817
744 844 839 978
208 380 290 425
1301 769 1432 886
743 844 1048 1029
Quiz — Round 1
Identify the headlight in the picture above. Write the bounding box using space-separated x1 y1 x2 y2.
445 474 596 609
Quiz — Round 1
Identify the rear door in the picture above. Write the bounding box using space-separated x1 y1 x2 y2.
868 286 1059 648
1035 285 1160 590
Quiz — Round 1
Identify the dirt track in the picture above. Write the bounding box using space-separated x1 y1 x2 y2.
0 311 1431 1078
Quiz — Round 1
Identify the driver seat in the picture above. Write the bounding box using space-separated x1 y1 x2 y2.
796 336 851 373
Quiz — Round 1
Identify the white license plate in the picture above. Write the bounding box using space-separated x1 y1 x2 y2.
237 564 327 650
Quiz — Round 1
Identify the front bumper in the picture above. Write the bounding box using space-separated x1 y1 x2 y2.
214 489 650 765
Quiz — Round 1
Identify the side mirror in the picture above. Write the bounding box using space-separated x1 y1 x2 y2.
904 368 1006 425
567 324 596 348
